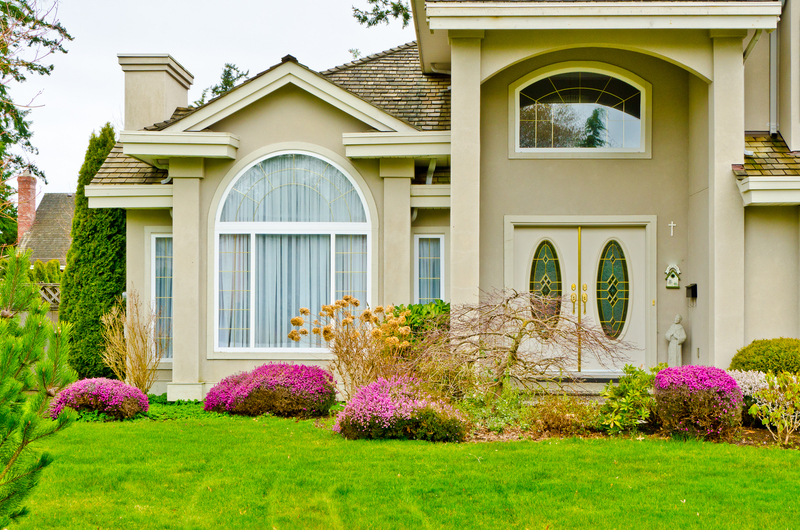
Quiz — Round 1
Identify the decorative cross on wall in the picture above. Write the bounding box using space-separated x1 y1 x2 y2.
668 221 676 237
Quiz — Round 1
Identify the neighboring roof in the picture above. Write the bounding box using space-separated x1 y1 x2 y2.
91 144 167 185
18 193 76 267
322 43 450 131
733 134 800 178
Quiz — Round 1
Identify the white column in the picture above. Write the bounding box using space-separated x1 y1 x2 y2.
167 158 204 401
381 159 413 306
708 32 746 368
449 31 483 305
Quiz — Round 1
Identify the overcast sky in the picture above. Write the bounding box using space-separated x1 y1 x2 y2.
9 0 414 201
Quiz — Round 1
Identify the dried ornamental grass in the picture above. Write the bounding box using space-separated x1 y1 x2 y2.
204 363 336 417
49 378 149 420
655 366 743 439
288 296 414 400
333 376 467 442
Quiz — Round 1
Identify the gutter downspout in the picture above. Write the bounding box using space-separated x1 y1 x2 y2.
743 29 762 63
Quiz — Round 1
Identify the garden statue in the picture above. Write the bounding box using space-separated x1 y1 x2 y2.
665 314 687 367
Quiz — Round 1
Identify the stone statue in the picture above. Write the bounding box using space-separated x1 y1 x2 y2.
665 314 687 367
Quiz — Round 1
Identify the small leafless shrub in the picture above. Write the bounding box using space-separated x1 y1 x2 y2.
410 289 630 399
527 394 602 436
100 288 167 394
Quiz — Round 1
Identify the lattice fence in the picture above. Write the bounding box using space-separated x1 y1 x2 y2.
38 283 61 310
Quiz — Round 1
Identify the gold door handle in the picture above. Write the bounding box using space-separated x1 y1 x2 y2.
571 293 578 314
582 293 588 314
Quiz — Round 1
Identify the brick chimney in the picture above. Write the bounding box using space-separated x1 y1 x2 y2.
16 170 36 243
117 54 194 131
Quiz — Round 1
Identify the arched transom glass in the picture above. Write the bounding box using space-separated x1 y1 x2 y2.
596 240 630 339
519 71 642 150
220 153 367 223
216 153 370 351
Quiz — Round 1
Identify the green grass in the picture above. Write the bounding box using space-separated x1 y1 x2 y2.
16 411 800 530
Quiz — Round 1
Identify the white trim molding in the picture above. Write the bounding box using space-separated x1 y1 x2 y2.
343 131 451 162
120 131 239 167
410 185 450 209
737 177 800 206
85 184 173 209
164 60 417 134
426 2 781 31
509 61 653 159
413 233 447 304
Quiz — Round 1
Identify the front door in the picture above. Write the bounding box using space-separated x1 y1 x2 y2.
513 224 648 374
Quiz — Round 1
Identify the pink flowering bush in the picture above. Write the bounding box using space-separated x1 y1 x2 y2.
654 366 743 439
204 363 336 417
49 378 149 420
333 377 468 442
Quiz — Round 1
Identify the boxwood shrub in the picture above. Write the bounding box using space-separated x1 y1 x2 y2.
204 363 336 418
655 366 742 439
729 338 800 374
334 377 467 442
50 378 149 420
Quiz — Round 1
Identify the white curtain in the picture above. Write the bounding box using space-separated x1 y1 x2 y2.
218 234 251 347
154 237 173 358
255 234 330 348
418 237 441 303
220 154 367 223
335 235 368 306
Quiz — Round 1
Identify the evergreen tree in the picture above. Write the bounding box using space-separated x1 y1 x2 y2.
0 247 76 526
580 108 608 148
59 123 123 378
193 63 249 106
352 0 410 27
0 182 17 247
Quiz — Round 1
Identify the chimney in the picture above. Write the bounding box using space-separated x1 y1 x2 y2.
117 54 194 131
17 170 36 244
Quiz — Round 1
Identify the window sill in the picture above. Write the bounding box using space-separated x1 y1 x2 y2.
208 349 335 361
509 148 651 160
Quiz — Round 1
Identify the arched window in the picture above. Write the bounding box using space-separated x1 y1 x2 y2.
512 63 649 156
215 152 370 351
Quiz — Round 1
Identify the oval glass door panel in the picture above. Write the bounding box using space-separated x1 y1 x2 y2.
596 240 629 338
530 240 562 310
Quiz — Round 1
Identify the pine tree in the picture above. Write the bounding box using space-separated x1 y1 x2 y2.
0 247 76 526
59 123 124 378
193 63 249 106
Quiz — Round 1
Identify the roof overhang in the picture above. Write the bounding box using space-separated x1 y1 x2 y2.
736 177 800 206
119 131 239 168
85 184 173 209
343 131 450 164
425 2 782 30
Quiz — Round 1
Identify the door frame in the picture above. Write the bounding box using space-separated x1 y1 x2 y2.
503 215 658 370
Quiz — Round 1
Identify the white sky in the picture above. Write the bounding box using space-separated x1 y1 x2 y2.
9 0 414 200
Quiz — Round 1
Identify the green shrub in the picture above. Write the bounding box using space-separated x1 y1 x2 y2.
45 259 61 283
458 385 528 433
32 260 47 282
600 363 667 434
392 300 449 342
729 338 800 375
527 394 601 436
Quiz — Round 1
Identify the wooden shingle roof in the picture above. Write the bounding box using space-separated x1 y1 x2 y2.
92 144 167 185
18 193 75 267
321 42 451 131
733 134 800 178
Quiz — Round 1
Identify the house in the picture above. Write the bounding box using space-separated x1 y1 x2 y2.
85 0 795 400
17 171 75 267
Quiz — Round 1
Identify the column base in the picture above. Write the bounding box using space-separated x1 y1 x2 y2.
167 383 207 402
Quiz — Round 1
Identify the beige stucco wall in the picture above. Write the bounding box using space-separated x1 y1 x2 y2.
183 84 382 384
480 48 694 365
744 206 800 345
125 209 173 393
743 29 770 132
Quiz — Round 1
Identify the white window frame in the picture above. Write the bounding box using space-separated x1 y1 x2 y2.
508 61 653 160
150 233 173 361
414 234 445 304
213 151 372 356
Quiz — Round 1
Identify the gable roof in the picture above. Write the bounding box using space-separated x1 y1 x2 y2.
18 193 76 267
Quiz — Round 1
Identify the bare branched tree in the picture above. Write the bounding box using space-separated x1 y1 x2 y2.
100 288 167 394
410 289 631 399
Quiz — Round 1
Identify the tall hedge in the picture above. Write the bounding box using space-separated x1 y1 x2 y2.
60 123 124 378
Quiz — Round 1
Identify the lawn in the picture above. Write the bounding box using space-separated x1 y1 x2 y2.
15 405 800 530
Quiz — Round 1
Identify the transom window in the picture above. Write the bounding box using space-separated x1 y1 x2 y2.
215 152 370 351
512 63 649 156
